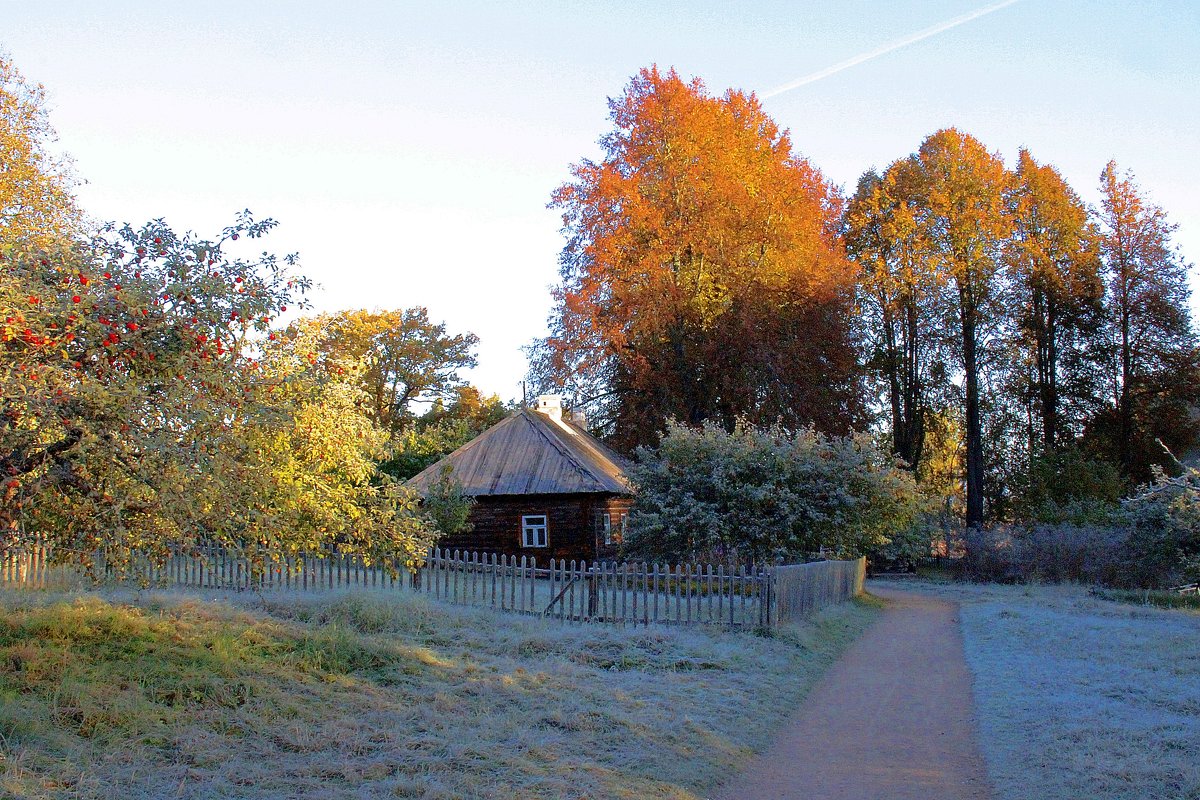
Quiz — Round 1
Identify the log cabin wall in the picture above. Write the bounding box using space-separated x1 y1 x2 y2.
436 493 633 563
593 496 635 561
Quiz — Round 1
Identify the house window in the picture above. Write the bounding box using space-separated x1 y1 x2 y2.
599 511 628 546
521 515 548 548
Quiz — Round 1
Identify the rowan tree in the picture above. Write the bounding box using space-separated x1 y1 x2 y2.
0 52 447 567
534 66 861 450
2 213 310 555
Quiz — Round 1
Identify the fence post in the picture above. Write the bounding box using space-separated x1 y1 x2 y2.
765 568 774 628
587 565 598 619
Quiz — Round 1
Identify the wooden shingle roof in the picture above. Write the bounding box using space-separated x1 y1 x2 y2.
404 409 632 497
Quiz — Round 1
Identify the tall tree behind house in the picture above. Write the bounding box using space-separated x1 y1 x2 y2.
1008 149 1105 453
910 129 1013 529
1091 162 1200 480
532 66 862 451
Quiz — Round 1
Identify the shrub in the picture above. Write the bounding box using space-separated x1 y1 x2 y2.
957 465 1200 588
957 523 1127 584
1123 465 1200 586
422 465 476 537
624 419 929 564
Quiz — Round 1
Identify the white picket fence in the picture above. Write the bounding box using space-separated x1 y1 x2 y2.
0 540 865 628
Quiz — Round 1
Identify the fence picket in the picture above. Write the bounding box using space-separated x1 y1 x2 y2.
686 562 693 624
596 562 604 621
639 561 648 626
486 553 494 608
564 560 573 622
564 561 572 620
666 563 675 624
509 553 517 611
647 563 656 624
529 556 537 612
617 562 625 625
468 551 476 603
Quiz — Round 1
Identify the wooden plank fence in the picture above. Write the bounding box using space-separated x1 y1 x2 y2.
772 557 866 623
421 548 774 627
0 540 865 628
0 540 413 593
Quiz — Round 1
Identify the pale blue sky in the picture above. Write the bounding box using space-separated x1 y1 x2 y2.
4 1 1198 400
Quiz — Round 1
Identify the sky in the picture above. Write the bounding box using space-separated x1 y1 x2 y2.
4 0 1198 402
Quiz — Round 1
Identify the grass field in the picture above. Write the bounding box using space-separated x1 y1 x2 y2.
884 579 1200 800
0 587 879 799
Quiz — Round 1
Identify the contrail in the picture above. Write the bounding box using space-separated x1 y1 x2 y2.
762 0 1021 98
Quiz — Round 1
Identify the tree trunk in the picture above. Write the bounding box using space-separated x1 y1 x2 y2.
1043 297 1059 450
962 300 985 529
1118 251 1134 474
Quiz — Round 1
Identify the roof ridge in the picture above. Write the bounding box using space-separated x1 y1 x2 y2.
557 416 632 476
520 410 609 490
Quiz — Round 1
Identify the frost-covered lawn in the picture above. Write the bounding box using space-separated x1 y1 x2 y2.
0 587 877 799
887 579 1200 800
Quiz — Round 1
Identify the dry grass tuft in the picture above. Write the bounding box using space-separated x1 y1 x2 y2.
0 588 877 799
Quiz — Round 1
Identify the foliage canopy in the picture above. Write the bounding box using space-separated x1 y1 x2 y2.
534 66 861 450
1 55 438 567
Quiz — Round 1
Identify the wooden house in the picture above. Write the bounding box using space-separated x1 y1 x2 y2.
405 395 634 562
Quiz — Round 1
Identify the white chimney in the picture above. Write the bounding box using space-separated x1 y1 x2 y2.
536 394 563 421
536 394 581 435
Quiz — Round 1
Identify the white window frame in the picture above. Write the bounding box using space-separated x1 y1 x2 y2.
521 514 548 548
600 511 628 546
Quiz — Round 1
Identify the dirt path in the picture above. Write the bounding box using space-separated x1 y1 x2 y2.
712 584 992 800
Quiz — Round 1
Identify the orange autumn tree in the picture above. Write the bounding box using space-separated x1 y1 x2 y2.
1008 148 1105 453
532 66 861 449
909 129 1013 529
0 56 79 249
